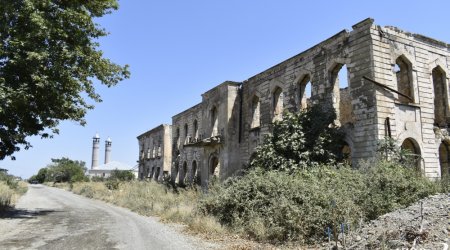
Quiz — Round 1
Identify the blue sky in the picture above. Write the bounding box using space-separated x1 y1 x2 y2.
3 1 450 178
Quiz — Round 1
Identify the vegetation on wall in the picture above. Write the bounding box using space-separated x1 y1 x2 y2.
250 106 345 172
198 107 441 244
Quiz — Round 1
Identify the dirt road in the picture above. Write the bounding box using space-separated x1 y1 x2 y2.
0 184 218 249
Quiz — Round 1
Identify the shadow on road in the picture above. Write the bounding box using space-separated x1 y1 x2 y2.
0 208 62 219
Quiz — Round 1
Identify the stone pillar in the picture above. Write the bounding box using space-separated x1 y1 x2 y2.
105 137 112 164
91 133 100 170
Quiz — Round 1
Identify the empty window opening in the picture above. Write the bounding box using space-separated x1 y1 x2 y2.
184 123 189 144
181 161 188 185
146 148 151 159
272 87 283 122
401 138 421 169
395 56 414 104
209 156 219 178
175 127 180 149
439 141 450 177
330 64 352 125
211 106 218 136
173 164 179 183
192 160 198 185
432 67 447 126
155 167 161 181
298 75 312 110
157 145 161 157
250 96 261 129
193 120 199 139
150 167 155 179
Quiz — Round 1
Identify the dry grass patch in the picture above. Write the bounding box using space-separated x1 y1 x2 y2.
0 181 28 211
69 181 225 237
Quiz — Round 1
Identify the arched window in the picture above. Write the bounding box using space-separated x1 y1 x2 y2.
184 123 189 144
211 106 218 136
209 156 219 177
146 148 151 159
298 75 311 110
175 127 180 149
432 67 447 126
439 141 450 177
401 138 421 169
181 161 188 185
395 56 414 104
191 160 198 184
250 96 260 129
272 87 283 122
173 163 179 183
193 120 199 139
330 64 351 125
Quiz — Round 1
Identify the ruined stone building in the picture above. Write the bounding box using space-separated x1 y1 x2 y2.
137 18 450 185
137 124 172 180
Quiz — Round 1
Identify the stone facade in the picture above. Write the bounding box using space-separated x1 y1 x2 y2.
138 18 450 185
137 124 172 181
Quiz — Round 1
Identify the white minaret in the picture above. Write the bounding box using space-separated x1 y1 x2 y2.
91 133 100 169
105 137 112 164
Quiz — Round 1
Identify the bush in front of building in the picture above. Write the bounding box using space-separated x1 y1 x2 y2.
198 106 439 244
198 161 438 244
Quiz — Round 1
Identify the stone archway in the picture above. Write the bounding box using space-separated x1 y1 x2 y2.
401 138 421 169
439 141 450 177
181 161 188 185
209 155 220 179
191 160 198 184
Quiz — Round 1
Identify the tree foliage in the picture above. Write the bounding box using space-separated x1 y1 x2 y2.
250 106 346 172
29 157 87 183
0 0 130 159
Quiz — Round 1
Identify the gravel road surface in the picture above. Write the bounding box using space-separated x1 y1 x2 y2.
0 184 218 250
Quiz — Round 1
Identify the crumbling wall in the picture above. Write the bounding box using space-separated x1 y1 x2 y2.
240 18 377 167
136 124 172 181
371 24 450 178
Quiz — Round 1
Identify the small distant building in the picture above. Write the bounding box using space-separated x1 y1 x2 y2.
87 134 137 178
88 161 135 178
137 124 172 181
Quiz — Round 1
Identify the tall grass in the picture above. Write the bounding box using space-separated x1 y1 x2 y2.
71 181 225 235
0 180 27 212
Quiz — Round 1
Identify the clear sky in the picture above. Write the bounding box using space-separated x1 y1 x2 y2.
2 0 450 178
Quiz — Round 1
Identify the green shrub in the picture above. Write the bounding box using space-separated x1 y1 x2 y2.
105 179 120 190
109 169 135 181
361 160 438 220
199 162 438 244
250 106 345 173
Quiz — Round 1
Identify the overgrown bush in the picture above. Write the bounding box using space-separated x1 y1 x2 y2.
109 169 135 181
361 160 437 220
250 106 345 172
199 162 437 243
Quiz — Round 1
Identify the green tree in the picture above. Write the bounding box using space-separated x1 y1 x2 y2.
44 157 87 183
0 0 130 159
33 167 48 183
250 106 345 172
